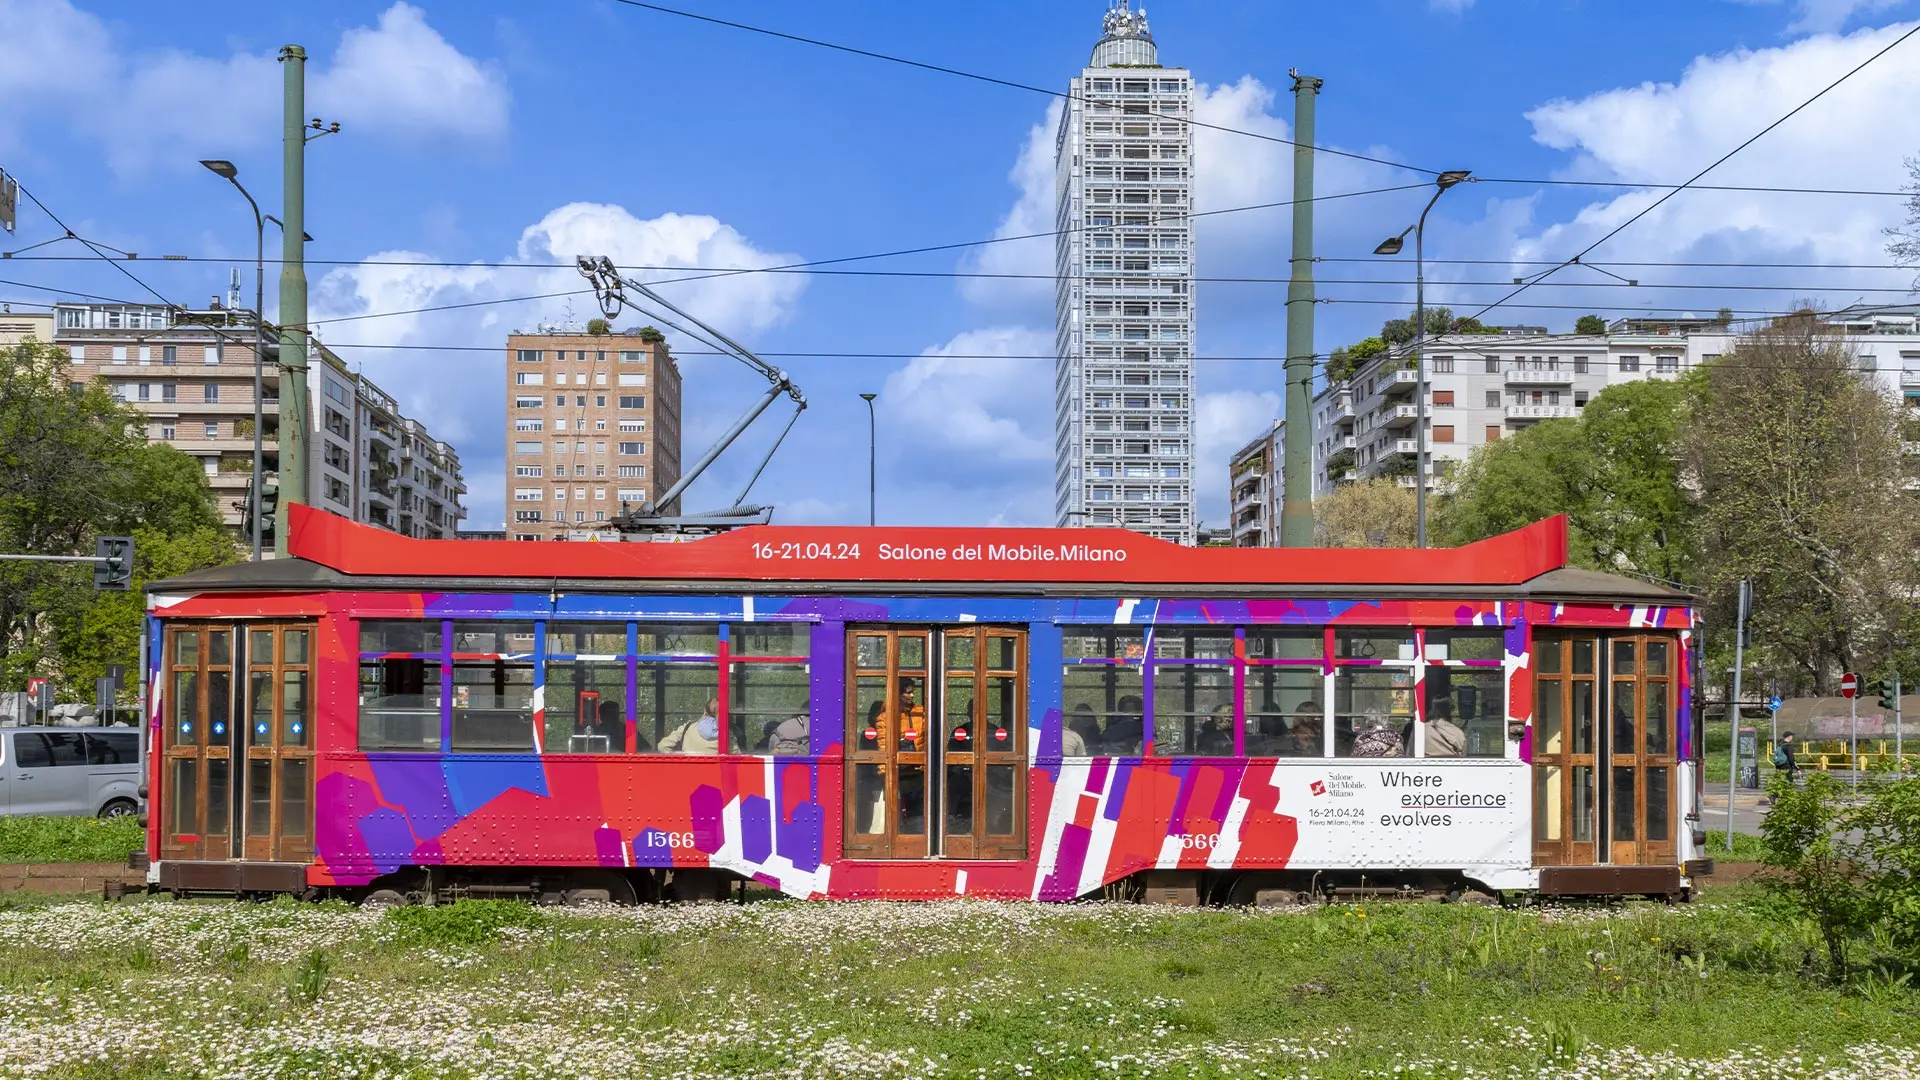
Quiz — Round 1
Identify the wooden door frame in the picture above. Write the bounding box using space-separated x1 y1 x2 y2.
935 627 1028 861
241 624 316 864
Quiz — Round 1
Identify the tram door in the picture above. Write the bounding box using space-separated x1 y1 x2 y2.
1532 633 1678 867
844 626 1027 860
160 623 316 863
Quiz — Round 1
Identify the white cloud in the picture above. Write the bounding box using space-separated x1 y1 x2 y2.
958 100 1062 317
1195 389 1282 528
1728 0 1909 33
880 328 1055 467
313 203 806 531
0 1 506 170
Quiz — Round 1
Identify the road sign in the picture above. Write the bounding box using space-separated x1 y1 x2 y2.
104 664 125 690
1840 672 1858 699
0 168 16 234
1768 696 1783 712
27 678 50 713
95 677 115 715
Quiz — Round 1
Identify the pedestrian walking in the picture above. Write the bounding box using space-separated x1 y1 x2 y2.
1772 732 1799 785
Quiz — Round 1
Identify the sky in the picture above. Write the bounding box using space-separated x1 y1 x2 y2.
4 0 1920 533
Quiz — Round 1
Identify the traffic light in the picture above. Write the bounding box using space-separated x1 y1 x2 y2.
244 472 280 545
1880 675 1902 713
92 535 133 591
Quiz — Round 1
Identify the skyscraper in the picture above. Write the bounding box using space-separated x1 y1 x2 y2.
1053 2 1196 544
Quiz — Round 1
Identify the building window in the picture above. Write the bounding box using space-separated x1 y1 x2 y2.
1432 389 1454 407
1432 357 1454 373
1619 356 1641 372
162 345 177 366
575 511 586 522
1574 392 1589 407
112 346 128 365
155 422 175 440
618 442 643 456
594 465 606 477
552 488 567 502
203 422 219 439
1433 425 1454 443
515 465 543 478
515 349 544 363
514 372 545 386
514 396 543 409
618 395 645 409
1574 356 1589 374
514 510 543 524
619 350 646 364
203 383 219 402
1656 355 1679 373
513 441 543 454
618 373 646 387
618 420 645 432
618 465 646 478
1483 357 1499 374
206 345 222 366
513 488 542 502
1484 390 1500 408
1485 426 1501 442
515 419 543 431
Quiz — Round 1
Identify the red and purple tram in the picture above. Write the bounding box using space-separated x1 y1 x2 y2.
138 507 1709 905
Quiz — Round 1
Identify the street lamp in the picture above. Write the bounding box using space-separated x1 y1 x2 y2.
859 393 878 527
1374 169 1471 549
200 159 267 562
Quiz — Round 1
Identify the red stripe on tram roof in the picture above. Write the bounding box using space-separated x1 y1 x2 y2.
287 504 1569 588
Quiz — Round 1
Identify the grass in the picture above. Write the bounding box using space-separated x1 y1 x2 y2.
0 815 142 863
1704 829 1768 861
0 896 1913 1079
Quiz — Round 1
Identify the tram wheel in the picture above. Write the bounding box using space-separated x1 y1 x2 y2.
360 888 406 909
563 871 639 907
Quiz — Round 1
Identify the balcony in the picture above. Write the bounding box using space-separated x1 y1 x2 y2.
1381 405 1419 429
1902 371 1920 389
1339 434 1357 450
1503 368 1575 386
1506 404 1579 421
1382 368 1418 392
1380 438 1419 459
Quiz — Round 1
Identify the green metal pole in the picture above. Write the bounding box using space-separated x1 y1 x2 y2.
276 45 310 557
1278 71 1322 548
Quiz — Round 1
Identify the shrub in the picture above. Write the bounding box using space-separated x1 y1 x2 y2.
1758 772 1867 980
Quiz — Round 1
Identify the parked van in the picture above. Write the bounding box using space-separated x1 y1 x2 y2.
0 726 142 818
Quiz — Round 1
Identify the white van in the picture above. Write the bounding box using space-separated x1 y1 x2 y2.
0 727 143 818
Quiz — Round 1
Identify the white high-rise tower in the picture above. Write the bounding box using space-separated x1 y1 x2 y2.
1053 1 1195 544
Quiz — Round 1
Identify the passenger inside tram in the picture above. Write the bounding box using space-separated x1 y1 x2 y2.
1287 699 1324 756
1424 699 1466 757
1105 696 1145 754
658 698 721 754
1064 704 1098 756
768 714 809 755
1197 704 1235 754
596 699 628 753
1350 708 1406 757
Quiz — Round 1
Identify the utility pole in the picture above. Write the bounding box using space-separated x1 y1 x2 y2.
1277 70 1322 548
1726 578 1749 851
275 45 312 558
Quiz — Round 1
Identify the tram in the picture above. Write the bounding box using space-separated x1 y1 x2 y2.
137 506 1709 905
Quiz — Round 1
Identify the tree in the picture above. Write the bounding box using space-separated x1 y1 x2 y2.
0 341 237 694
1573 314 1607 336
586 318 611 336
1435 376 1696 581
1314 479 1416 547
1380 307 1454 346
1324 336 1385 384
1886 155 1920 286
1683 318 1918 691
638 326 666 344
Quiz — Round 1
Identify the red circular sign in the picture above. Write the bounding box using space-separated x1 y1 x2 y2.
1841 673 1858 699
863 727 878 740
954 729 969 742
993 728 1009 742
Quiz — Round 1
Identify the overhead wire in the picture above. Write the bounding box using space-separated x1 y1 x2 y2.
1465 21 1920 321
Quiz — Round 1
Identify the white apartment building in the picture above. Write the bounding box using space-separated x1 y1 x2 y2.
1228 420 1282 547
1306 307 1920 502
1310 318 1731 498
52 302 463 543
0 307 53 347
1053 1 1197 544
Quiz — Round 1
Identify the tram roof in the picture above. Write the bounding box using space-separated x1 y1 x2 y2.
148 507 1690 604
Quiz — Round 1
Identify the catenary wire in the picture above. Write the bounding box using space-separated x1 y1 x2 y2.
1467 21 1920 321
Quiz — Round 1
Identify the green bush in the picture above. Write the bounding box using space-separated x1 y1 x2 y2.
1760 773 1920 982
0 815 143 862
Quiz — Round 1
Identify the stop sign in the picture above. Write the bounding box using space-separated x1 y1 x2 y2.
1840 672 1858 699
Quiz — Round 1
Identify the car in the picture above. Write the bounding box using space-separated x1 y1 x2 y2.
0 726 143 818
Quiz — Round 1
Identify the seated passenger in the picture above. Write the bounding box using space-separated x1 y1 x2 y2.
769 714 809 755
596 699 627 753
1286 700 1324 756
1196 703 1234 755
1425 699 1467 757
1063 704 1097 757
1106 696 1145 754
1351 709 1404 758
658 697 721 754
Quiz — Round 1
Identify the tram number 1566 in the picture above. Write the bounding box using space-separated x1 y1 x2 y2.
643 831 697 849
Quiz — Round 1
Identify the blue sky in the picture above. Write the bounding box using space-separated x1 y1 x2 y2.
4 0 1919 532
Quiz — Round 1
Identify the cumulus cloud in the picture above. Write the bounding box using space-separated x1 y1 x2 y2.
880 328 1055 467
1728 0 1909 33
958 100 1063 318
1196 389 1282 525
0 0 506 169
313 203 806 530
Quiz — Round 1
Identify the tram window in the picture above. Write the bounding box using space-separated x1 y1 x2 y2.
451 656 536 753
637 623 720 657
730 662 810 752
1336 629 1414 662
1245 667 1324 756
1061 667 1144 754
1421 671 1504 757
1334 668 1413 757
637 662 721 751
1245 629 1323 661
361 620 442 655
1151 629 1233 660
1152 663 1233 756
546 658 630 753
546 622 627 656
732 623 810 658
1063 628 1146 660
358 656 442 752
1423 629 1503 663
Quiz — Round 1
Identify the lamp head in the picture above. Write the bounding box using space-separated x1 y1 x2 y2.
1373 236 1405 256
200 160 238 179
859 392 877 402
1436 169 1472 190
